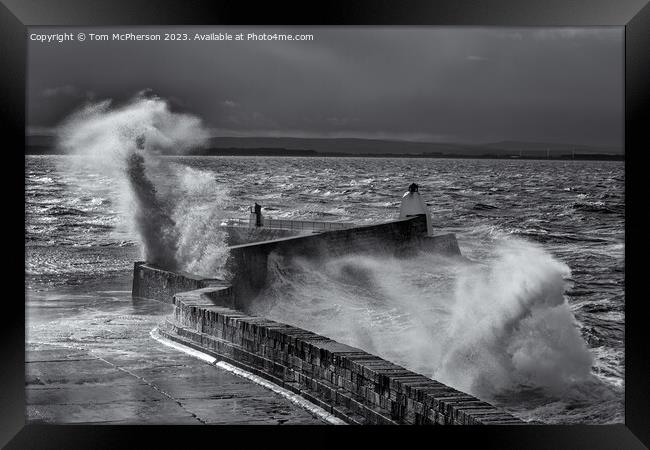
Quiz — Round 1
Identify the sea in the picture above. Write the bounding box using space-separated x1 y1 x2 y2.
25 155 625 424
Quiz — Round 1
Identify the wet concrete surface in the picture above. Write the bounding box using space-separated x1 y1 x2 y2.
25 283 327 424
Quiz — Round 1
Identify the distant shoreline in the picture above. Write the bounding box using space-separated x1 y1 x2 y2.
25 146 624 161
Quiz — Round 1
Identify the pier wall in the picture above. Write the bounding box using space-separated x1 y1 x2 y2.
227 215 442 309
132 262 232 305
222 226 301 246
420 234 462 256
134 216 461 310
157 286 524 425
133 223 523 425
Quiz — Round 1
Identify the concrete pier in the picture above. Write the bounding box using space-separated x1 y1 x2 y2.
26 343 327 424
25 292 328 425
130 215 523 424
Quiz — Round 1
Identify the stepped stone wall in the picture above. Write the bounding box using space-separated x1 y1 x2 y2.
156 286 524 425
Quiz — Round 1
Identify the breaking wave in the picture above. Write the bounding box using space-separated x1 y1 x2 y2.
251 234 612 419
56 92 229 277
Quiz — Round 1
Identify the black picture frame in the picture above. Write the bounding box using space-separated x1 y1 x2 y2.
2 0 648 448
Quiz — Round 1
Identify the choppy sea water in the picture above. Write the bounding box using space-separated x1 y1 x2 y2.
26 155 624 424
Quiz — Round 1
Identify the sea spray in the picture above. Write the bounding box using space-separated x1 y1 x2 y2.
251 234 597 404
56 92 230 277
172 166 231 277
436 239 594 396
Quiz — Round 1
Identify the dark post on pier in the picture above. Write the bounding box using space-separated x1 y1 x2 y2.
254 203 263 227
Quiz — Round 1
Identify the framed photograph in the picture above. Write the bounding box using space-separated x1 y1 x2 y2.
2 0 648 447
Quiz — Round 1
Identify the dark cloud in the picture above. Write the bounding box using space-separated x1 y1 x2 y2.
27 26 623 147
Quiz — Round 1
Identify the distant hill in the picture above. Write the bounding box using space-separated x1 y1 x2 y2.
25 134 622 160
482 140 621 155
205 137 473 155
203 137 621 158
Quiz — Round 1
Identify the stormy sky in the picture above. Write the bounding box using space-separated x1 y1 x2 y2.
27 26 623 148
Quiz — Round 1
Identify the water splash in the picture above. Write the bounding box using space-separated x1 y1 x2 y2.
436 239 593 396
56 92 229 277
251 234 603 416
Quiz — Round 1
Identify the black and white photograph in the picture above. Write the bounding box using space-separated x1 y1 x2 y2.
24 26 625 426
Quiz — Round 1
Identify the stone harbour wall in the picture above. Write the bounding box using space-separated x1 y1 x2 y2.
418 234 462 256
133 216 462 310
131 217 521 425
132 262 232 305
226 215 458 309
221 226 302 246
157 286 524 425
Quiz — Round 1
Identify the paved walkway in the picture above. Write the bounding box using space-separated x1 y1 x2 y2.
26 342 326 424
26 289 326 425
